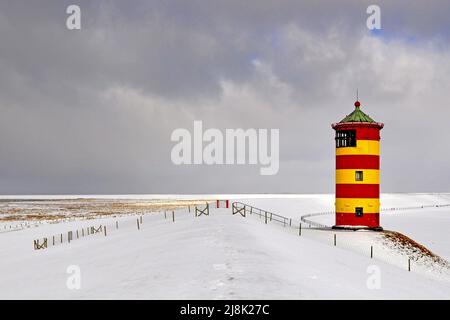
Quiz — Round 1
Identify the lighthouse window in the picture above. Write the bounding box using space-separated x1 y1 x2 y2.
335 130 356 148
355 207 364 217
355 171 364 181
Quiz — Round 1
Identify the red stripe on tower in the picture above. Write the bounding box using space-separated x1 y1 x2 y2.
336 184 379 198
335 212 380 228
336 155 380 169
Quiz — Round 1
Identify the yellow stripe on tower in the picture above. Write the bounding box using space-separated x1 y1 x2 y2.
336 169 379 184
335 198 380 213
335 140 379 156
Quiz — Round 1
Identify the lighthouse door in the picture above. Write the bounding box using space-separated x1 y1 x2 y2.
355 207 363 217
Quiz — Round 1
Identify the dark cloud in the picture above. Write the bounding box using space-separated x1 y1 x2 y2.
0 0 449 194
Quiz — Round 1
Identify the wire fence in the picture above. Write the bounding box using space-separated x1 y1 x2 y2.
231 201 438 272
231 202 315 230
232 200 450 230
32 203 212 251
299 203 450 228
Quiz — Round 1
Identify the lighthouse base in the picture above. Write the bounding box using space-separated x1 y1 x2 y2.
332 225 383 232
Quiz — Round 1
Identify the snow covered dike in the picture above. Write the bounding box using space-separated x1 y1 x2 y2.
0 194 449 299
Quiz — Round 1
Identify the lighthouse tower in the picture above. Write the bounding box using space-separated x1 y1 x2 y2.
332 100 384 230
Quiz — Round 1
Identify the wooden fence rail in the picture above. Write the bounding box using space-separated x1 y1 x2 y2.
31 204 207 251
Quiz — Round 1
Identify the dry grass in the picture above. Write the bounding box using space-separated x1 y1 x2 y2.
383 231 435 257
0 199 211 222
382 230 450 269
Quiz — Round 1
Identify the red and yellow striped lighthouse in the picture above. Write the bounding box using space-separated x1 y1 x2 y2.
332 100 384 230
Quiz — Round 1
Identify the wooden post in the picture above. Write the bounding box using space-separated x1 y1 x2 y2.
76 230 79 239
82 228 84 237
60 233 63 243
137 218 140 230
299 223 302 236
408 259 411 272
104 226 107 237
334 234 337 246
53 235 55 246
172 211 175 222
289 218 292 227
265 211 268 224
188 206 191 213
371 246 373 259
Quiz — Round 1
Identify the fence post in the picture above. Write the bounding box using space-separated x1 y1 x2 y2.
408 259 411 272
53 236 55 246
334 234 337 246
188 205 191 213
371 246 373 259
116 221 118 229
299 223 302 236
165 211 167 219
137 218 140 230
104 226 107 237
140 216 143 224
265 211 267 224
77 230 79 239
289 218 292 227
172 211 175 222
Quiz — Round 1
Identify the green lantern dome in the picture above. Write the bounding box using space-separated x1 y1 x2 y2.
339 101 376 123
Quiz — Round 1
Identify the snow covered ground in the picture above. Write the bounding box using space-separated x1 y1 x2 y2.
0 194 449 299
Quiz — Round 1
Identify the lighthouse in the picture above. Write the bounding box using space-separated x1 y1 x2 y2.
332 100 384 230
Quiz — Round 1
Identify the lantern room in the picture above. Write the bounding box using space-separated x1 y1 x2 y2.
331 100 384 230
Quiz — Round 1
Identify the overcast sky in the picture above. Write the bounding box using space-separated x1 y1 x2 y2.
1 0 450 194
